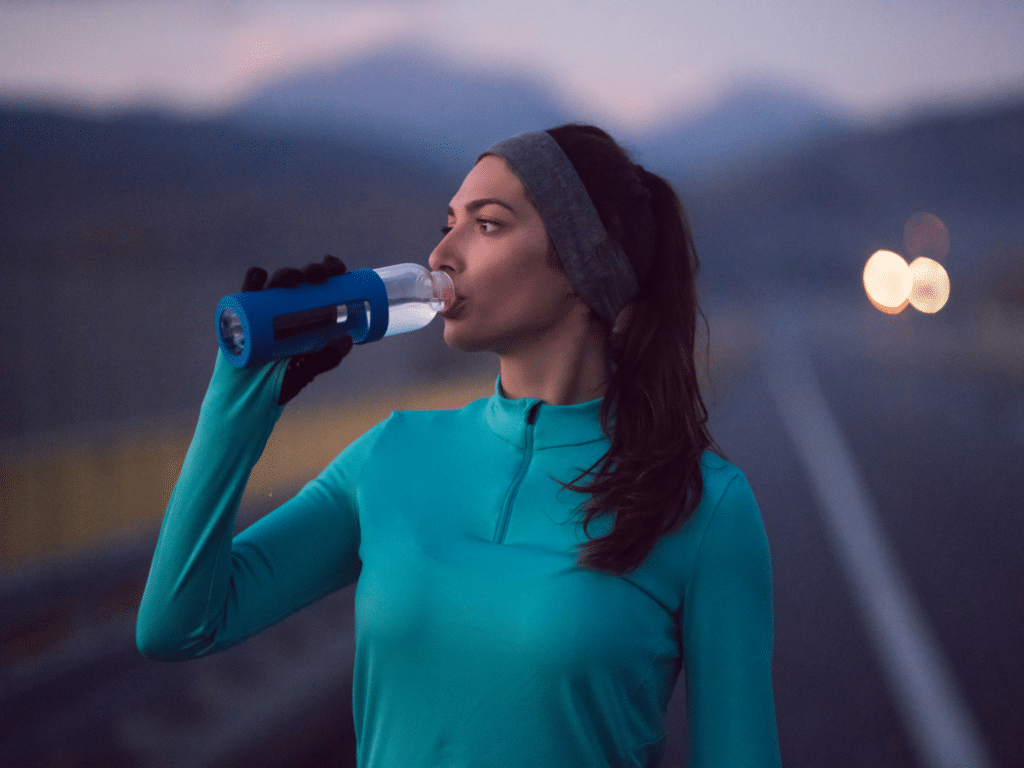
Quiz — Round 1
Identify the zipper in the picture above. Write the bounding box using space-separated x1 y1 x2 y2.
493 402 540 544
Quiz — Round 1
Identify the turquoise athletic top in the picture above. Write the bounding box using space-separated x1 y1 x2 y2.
137 354 781 767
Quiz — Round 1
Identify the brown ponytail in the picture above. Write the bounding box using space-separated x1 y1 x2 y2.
546 124 718 575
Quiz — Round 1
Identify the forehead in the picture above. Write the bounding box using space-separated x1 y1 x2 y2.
450 154 531 210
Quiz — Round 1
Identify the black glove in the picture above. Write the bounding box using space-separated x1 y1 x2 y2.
241 254 354 405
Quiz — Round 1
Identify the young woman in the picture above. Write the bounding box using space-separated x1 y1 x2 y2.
138 125 781 767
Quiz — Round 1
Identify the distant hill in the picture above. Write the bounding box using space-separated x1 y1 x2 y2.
229 43 572 171
0 107 471 440
229 43 849 175
679 100 1024 296
628 81 851 174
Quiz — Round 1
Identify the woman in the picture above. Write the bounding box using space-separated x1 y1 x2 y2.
137 125 781 767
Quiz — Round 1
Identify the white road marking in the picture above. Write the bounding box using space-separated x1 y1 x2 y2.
763 317 993 768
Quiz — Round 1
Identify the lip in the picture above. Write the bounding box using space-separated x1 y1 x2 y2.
441 295 466 320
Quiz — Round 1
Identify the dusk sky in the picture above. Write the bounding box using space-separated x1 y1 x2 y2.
2 0 1023 131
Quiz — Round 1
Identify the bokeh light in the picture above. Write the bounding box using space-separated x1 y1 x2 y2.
864 250 912 314
908 257 951 313
904 212 950 262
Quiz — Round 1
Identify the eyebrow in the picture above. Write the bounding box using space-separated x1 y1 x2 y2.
447 198 517 218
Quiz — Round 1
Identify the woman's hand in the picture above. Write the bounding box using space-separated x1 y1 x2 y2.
241 254 354 405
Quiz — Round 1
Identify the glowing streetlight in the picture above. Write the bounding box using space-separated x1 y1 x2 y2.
864 250 912 314
908 257 950 313
864 213 951 315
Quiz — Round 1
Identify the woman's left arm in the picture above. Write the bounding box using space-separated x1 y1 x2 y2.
681 472 782 768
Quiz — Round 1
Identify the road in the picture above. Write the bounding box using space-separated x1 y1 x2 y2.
661 294 1021 767
2 294 1021 767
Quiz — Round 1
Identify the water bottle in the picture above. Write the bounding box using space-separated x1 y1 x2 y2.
216 263 455 368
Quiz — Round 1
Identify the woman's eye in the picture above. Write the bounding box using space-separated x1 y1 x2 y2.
440 220 501 237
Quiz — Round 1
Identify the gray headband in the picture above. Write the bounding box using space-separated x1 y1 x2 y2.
483 131 639 327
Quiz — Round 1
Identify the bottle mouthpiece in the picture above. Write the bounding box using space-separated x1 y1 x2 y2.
431 270 456 311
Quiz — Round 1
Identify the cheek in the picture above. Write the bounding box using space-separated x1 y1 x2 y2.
518 264 576 315
485 263 564 319
469 246 540 308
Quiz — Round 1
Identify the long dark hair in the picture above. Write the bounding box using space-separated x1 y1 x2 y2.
546 124 718 576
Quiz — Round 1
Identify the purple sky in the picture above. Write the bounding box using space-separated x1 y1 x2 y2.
2 0 1022 130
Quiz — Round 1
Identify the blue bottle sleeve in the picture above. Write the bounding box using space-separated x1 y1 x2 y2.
215 268 389 368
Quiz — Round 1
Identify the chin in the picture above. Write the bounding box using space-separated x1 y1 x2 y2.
443 327 481 353
442 320 496 354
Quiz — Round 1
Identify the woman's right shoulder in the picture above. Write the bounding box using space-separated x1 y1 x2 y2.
324 394 491 471
386 394 491 432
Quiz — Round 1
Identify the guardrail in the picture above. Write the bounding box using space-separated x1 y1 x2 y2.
0 529 360 767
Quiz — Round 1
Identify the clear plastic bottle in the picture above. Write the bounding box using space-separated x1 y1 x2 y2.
216 263 455 368
371 263 454 337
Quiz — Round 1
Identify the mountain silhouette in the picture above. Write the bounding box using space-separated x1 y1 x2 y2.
679 99 1024 293
230 43 571 170
629 80 852 173
230 43 847 175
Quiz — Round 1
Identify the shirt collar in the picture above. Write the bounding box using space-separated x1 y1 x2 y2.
484 377 608 449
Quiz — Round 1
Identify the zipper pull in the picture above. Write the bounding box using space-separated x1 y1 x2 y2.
526 402 541 425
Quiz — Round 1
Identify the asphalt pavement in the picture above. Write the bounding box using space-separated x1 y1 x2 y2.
688 294 1023 768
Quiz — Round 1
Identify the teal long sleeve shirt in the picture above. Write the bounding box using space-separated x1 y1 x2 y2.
137 354 781 768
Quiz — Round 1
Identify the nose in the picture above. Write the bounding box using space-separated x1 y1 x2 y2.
428 229 459 276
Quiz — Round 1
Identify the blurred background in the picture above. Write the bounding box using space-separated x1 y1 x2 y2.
1 1 1022 765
